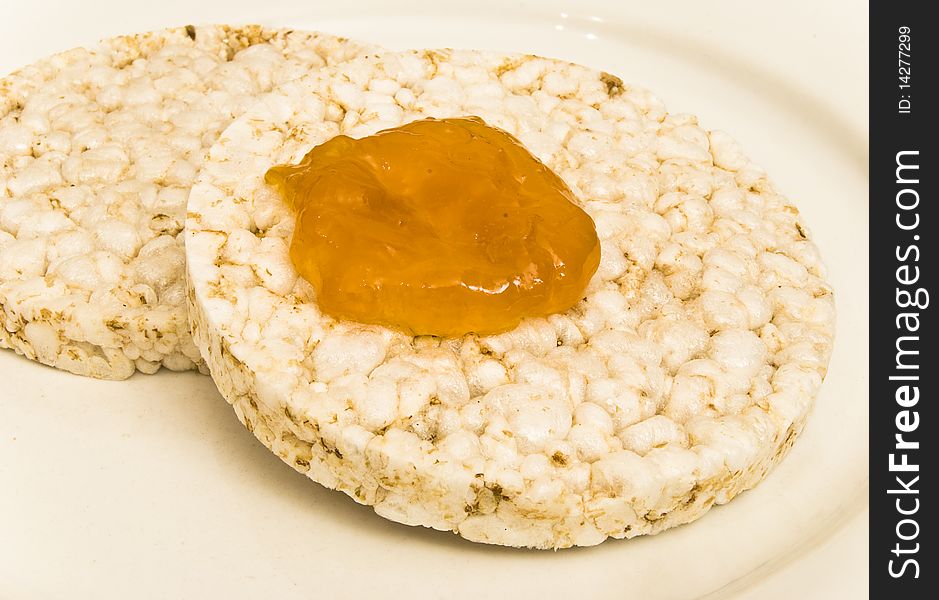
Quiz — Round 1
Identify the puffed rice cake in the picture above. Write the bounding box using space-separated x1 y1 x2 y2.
0 25 376 379
187 48 836 549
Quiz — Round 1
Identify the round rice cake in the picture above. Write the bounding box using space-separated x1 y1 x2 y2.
186 49 836 548
0 25 377 379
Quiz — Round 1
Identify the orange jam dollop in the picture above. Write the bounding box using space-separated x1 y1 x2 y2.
265 116 600 337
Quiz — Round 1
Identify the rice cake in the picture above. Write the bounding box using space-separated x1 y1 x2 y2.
186 49 836 548
0 25 376 379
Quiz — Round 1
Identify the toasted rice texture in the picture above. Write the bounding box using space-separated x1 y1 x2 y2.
0 25 375 379
186 49 836 548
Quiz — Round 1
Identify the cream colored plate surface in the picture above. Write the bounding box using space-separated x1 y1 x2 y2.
0 1 868 598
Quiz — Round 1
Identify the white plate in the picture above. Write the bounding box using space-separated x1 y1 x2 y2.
0 1 868 598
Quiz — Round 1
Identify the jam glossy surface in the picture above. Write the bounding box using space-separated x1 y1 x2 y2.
265 117 600 337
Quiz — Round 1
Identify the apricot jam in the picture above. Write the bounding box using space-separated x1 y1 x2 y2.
265 116 600 337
